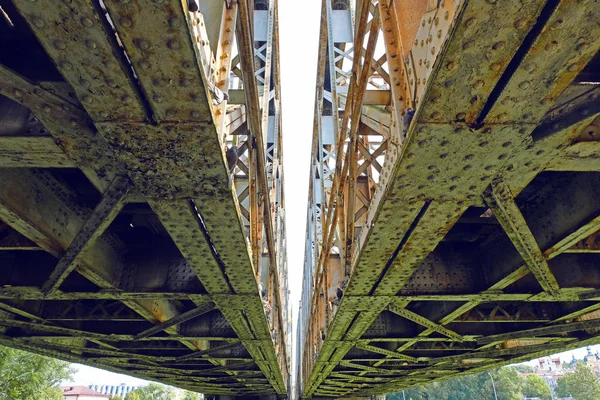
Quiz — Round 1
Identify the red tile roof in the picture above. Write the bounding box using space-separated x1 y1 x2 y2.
61 386 109 397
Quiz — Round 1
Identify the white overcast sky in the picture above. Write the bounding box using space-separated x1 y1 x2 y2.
65 0 596 389
67 0 321 386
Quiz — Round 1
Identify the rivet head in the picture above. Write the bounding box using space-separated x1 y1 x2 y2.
81 17 94 27
446 61 457 71
490 62 501 71
106 79 117 88
492 41 505 51
167 39 180 49
514 18 528 29
99 110 109 118
544 40 558 51
168 17 181 28
473 80 485 88
32 17 45 28
524 62 536 72
138 40 150 50
122 95 132 104
60 61 73 70
567 63 578 72
82 95 92 103
153 95 163 103
119 17 132 27
138 60 150 70
431 96 441 103
519 81 530 89
576 42 589 52
456 112 466 120
465 17 476 27
85 40 97 49
79 79 90 89
191 110 200 118
431 111 441 119
13 89 23 98
54 40 66 50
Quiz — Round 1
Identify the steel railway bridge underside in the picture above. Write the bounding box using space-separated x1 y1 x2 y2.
0 0 290 398
298 0 600 398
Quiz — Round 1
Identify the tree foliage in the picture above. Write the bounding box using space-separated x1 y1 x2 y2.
386 367 528 400
0 345 74 400
182 390 203 400
124 383 177 400
522 374 551 400
557 362 600 400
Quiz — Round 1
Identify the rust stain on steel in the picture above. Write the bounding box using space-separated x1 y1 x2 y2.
486 0 600 124
12 0 147 121
102 0 213 122
418 0 548 124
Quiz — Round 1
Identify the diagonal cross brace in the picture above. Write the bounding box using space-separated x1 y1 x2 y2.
355 342 418 363
388 304 464 342
134 302 216 341
175 341 242 362
42 175 134 295
483 179 560 295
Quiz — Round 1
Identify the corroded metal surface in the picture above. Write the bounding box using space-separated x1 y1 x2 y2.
0 0 289 396
298 0 600 397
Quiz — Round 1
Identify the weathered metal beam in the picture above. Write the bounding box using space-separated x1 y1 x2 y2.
476 318 600 345
175 341 243 362
0 136 75 168
42 175 133 295
0 287 208 301
0 225 41 251
483 179 560 295
134 302 216 340
354 342 418 363
0 65 120 192
388 305 464 342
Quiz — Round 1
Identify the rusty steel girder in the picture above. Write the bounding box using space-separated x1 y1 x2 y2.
0 0 290 397
298 0 600 397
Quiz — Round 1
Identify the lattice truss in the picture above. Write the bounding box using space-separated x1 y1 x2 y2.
0 0 291 396
298 0 600 397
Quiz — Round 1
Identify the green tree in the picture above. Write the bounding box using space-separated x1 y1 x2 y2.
559 362 600 400
124 383 176 400
555 376 570 398
0 345 74 400
521 374 551 400
110 396 124 400
182 390 202 400
514 364 534 373
387 367 524 400
492 367 524 400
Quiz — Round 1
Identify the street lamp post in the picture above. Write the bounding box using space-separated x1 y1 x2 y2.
487 371 499 400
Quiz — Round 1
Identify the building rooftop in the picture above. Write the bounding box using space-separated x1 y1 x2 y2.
61 386 109 397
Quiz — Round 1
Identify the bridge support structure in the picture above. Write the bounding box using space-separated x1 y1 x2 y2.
298 0 600 397
0 0 290 396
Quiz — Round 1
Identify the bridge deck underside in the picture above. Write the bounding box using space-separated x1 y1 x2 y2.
0 0 287 396
302 0 600 397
